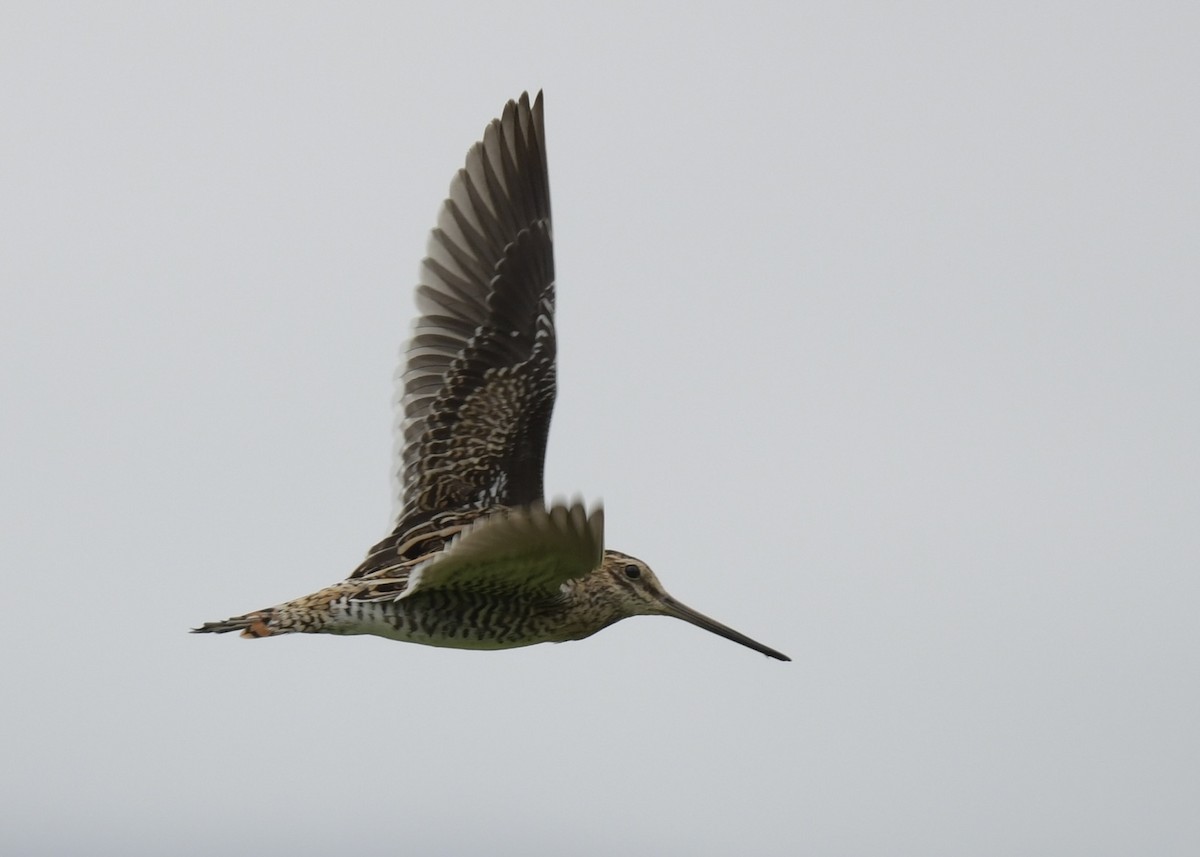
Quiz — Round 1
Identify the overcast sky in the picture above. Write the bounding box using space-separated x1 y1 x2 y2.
2 3 1197 855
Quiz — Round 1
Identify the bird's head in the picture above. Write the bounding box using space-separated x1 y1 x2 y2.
595 550 790 661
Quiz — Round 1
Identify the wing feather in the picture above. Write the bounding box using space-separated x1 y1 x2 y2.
400 501 604 600
358 92 554 576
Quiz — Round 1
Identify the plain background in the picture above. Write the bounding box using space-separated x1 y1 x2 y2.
2 3 1197 855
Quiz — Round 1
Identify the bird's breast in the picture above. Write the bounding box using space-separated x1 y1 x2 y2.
325 590 608 650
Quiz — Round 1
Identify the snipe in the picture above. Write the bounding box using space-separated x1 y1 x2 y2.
194 92 789 662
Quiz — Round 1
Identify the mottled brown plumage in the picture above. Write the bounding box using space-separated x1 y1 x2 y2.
194 92 789 662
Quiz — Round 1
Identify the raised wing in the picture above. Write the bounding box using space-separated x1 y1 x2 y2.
393 91 555 536
398 501 603 600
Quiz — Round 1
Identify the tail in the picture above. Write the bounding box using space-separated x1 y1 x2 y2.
191 609 279 639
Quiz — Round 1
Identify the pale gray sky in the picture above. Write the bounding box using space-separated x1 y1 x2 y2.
2 3 1197 855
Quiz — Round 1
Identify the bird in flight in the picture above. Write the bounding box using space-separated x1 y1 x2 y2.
194 92 789 661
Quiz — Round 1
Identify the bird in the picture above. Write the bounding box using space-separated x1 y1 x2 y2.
193 91 790 662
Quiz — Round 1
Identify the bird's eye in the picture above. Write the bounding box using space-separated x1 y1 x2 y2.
623 564 641 579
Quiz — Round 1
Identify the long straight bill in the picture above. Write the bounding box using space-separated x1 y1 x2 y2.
661 597 790 661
